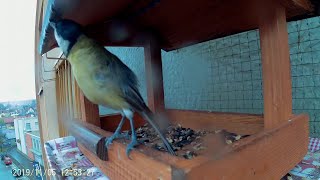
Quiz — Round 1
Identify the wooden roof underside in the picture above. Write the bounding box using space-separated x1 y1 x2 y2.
39 0 314 55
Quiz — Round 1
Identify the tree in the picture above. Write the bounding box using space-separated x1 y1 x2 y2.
31 100 37 108
0 131 6 152
0 104 4 110
0 119 5 128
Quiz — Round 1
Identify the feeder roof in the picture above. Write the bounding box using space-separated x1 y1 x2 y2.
38 0 314 55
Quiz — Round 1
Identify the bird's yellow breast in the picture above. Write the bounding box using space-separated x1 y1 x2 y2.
67 35 129 110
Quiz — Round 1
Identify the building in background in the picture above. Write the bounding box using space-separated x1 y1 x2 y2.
4 117 14 129
25 131 43 166
3 128 15 142
14 117 39 155
25 132 34 160
0 128 16 151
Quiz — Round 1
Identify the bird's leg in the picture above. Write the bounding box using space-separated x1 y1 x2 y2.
126 114 139 159
105 113 128 148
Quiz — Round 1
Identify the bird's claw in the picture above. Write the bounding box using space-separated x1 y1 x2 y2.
122 131 131 140
115 131 130 140
105 137 114 148
105 132 130 148
126 139 139 159
165 143 176 156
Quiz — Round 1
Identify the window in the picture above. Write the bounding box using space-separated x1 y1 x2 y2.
25 123 31 131
32 138 38 150
32 138 40 151
36 140 40 150
32 139 35 149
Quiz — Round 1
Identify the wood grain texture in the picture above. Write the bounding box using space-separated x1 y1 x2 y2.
56 66 63 135
77 120 177 180
77 113 308 179
144 37 165 112
78 142 174 180
34 1 49 179
186 114 309 180
166 109 264 135
130 0 313 51
282 0 313 16
72 0 313 51
68 120 108 160
258 0 293 129
100 109 264 135
56 62 73 136
80 91 100 126
40 0 314 54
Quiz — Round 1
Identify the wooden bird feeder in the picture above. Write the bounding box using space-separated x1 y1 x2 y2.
36 0 317 179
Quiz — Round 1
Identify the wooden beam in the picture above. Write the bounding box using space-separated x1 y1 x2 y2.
166 109 264 135
281 0 313 13
40 0 313 54
80 91 100 127
34 1 51 179
258 1 293 129
144 36 165 112
77 121 176 180
68 120 107 160
77 113 308 179
186 114 309 179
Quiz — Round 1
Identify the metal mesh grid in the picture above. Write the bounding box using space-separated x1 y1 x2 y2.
289 17 320 136
162 29 264 114
99 16 320 136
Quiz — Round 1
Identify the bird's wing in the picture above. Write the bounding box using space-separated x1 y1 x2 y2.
92 48 147 112
121 83 147 112
113 58 147 112
93 47 175 155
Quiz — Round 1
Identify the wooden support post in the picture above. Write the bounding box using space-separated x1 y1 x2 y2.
258 1 292 129
144 36 165 112
80 91 101 127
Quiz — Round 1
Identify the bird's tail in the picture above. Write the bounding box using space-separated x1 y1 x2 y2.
139 106 176 155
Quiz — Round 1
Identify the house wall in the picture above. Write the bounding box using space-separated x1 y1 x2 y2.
25 133 35 160
99 16 320 137
14 119 27 154
21 117 39 131
30 135 43 166
14 117 40 154
13 119 21 151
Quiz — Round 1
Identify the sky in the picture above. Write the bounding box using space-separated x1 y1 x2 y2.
0 0 37 102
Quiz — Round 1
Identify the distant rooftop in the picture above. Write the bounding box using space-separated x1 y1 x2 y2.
15 117 38 121
3 117 14 123
27 131 40 138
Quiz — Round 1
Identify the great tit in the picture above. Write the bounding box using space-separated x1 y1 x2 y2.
50 19 175 157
